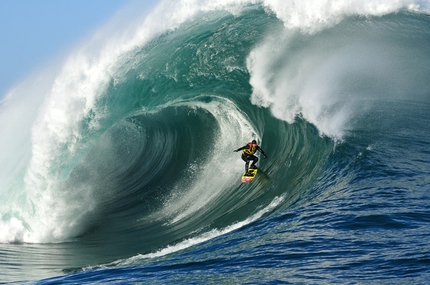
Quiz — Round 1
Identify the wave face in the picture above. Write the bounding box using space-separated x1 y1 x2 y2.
1 0 430 283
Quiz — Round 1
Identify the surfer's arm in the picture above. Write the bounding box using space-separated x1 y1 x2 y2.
234 145 248 152
258 146 268 158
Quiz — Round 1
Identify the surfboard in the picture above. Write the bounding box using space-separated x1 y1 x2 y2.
241 168 258 183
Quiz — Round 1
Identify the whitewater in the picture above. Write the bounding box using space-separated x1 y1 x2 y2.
1 0 430 283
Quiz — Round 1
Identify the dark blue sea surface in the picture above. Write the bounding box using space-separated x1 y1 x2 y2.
1 1 430 284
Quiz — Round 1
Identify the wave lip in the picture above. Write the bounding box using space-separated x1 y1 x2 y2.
260 0 429 32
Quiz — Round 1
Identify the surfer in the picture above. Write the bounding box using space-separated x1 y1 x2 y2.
234 140 267 176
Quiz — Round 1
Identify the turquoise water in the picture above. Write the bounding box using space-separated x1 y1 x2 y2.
1 1 430 283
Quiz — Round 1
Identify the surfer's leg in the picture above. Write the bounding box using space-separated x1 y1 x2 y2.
242 154 251 174
250 155 258 168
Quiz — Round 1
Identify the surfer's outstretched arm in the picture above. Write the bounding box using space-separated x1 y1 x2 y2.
234 145 248 152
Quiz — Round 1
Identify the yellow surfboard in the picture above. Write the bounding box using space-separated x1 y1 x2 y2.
241 168 258 183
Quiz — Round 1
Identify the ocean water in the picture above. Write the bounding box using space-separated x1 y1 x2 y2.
1 0 430 284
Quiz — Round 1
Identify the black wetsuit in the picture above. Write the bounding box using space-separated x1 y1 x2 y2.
235 143 267 174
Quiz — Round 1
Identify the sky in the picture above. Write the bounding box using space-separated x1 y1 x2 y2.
0 0 159 97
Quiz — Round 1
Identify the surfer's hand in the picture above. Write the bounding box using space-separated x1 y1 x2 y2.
234 149 238 152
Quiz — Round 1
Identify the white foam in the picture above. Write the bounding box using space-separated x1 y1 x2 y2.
91 196 284 269
246 0 430 140
150 0 430 34
0 218 26 243
259 0 429 32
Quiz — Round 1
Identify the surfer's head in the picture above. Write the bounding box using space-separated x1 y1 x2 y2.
252 140 257 145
